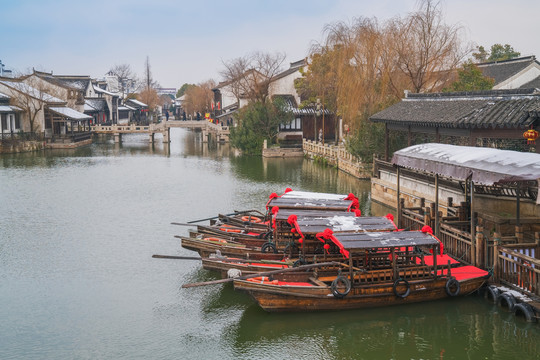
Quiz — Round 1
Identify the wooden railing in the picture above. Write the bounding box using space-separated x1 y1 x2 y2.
495 244 540 297
439 222 473 264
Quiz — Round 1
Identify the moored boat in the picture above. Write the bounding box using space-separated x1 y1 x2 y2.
233 229 489 312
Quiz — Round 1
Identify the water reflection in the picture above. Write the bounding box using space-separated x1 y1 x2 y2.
229 295 539 360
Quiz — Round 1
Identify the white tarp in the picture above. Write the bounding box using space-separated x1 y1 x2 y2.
392 143 540 185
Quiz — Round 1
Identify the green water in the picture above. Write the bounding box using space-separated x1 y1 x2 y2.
0 128 538 360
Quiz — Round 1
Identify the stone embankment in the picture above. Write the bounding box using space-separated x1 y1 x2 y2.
302 139 371 179
0 140 45 154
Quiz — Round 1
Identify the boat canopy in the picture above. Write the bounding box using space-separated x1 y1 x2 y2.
392 143 540 185
274 209 396 233
334 231 439 250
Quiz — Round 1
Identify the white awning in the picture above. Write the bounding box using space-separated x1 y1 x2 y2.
392 143 540 185
48 107 92 120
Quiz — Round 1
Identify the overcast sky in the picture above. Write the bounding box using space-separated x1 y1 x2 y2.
2 0 539 90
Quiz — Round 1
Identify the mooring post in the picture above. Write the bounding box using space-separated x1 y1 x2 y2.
493 232 500 279
515 225 524 243
534 231 540 259
476 225 484 268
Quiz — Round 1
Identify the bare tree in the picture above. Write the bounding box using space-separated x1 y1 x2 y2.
5 77 61 133
143 56 160 90
220 51 286 104
109 64 139 98
183 80 216 116
392 0 468 93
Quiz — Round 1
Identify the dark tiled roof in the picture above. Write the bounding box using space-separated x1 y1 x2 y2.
477 56 537 85
85 98 108 112
273 94 332 116
370 89 540 129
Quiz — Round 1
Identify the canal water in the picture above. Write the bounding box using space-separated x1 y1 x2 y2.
0 128 538 360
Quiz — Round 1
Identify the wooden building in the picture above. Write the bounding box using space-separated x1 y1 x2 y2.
370 89 540 161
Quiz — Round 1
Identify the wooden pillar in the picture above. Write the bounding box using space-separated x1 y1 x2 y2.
515 225 524 243
396 167 401 228
435 127 440 143
384 123 389 162
407 126 412 146
493 232 500 279
470 180 476 266
516 183 521 227
476 225 485 269
435 174 440 236
534 231 540 259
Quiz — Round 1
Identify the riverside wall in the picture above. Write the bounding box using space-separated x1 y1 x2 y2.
302 139 372 179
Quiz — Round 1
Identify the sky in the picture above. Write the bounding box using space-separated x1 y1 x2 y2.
2 0 539 90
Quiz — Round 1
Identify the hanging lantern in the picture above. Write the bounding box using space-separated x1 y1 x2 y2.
523 129 539 144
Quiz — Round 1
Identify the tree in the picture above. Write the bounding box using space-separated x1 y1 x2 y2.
473 44 521 62
138 87 160 115
6 77 59 133
182 80 216 116
391 0 467 93
294 47 338 113
220 51 286 104
230 98 291 155
299 0 467 160
176 83 194 98
143 56 160 90
444 61 495 92
108 64 138 98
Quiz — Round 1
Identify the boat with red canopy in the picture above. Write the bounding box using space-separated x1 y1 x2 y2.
233 229 489 312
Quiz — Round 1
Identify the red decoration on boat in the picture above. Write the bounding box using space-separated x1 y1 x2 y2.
523 128 539 144
421 225 433 234
385 213 394 221
344 193 356 200
284 188 293 193
266 192 279 209
348 198 359 211
287 214 305 243
354 209 362 217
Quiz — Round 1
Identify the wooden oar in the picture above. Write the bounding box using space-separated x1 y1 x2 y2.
181 261 341 288
186 210 260 224
171 222 196 226
152 254 202 260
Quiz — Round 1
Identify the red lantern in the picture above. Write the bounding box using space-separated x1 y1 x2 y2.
523 129 539 144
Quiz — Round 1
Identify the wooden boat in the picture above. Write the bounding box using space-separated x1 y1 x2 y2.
213 212 270 230
272 208 397 256
233 230 490 312
178 235 284 260
266 190 360 212
182 211 397 259
202 256 293 278
187 223 270 247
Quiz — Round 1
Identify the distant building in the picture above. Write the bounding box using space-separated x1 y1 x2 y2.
477 55 540 90
0 60 13 78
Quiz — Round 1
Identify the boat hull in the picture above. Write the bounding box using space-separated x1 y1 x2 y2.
234 276 488 312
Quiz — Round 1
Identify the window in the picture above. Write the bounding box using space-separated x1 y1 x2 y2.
14 114 20 129
279 117 302 131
